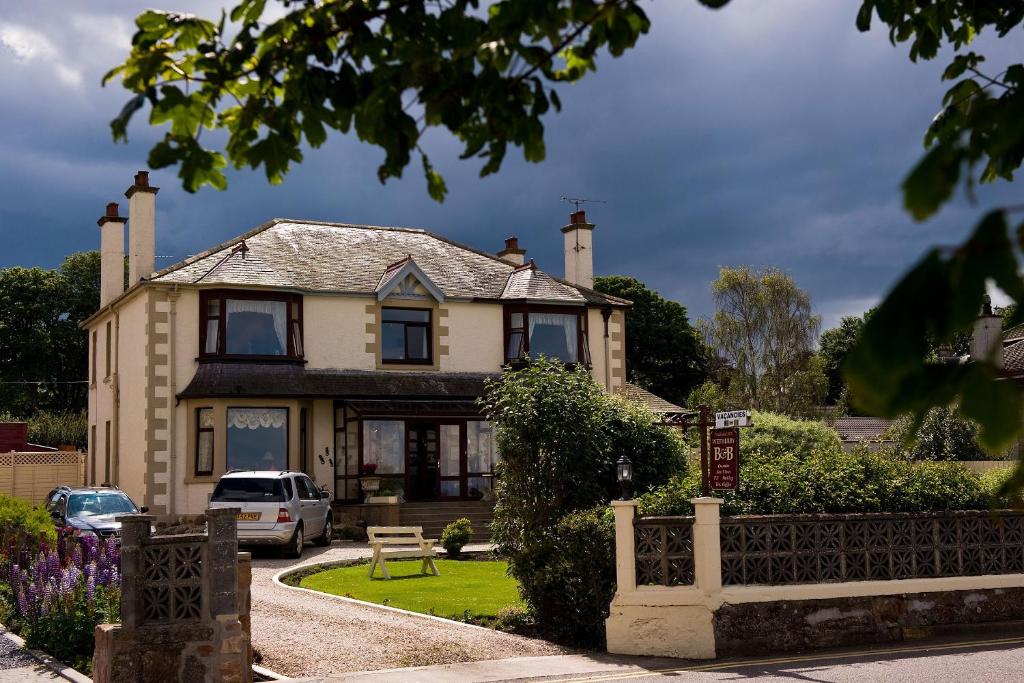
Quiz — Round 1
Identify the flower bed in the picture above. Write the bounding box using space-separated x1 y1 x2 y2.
0 528 121 674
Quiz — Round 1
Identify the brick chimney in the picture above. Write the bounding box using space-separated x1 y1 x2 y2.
971 294 1003 367
561 210 595 289
497 236 526 266
125 170 159 285
97 202 126 307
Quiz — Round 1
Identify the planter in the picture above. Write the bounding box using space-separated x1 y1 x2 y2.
365 495 401 504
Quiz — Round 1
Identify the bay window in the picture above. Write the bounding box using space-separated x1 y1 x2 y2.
504 306 590 365
200 290 303 360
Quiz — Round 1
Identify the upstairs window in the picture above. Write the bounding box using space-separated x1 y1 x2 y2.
200 291 303 360
504 306 590 365
381 307 432 363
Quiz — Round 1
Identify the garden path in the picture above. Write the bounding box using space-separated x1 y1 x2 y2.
249 542 567 678
0 630 61 682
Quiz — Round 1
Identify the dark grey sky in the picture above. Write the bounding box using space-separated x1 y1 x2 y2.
0 1 1020 330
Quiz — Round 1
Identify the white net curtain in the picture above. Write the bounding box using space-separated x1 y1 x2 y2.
529 313 578 363
226 299 288 355
227 408 288 430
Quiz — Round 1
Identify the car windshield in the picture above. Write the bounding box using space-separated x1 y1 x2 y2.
211 478 285 503
67 492 138 517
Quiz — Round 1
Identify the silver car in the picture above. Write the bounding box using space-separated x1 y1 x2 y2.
209 470 332 558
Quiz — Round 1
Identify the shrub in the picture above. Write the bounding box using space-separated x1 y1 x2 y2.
743 411 842 461
482 359 682 646
509 507 615 647
635 450 992 517
441 518 473 556
0 494 56 546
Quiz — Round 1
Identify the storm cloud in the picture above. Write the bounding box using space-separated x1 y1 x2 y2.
0 0 1020 330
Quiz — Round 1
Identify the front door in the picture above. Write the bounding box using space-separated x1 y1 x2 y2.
406 422 439 500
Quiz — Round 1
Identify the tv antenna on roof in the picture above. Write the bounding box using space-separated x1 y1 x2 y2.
560 196 607 212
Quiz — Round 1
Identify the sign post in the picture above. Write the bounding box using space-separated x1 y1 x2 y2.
692 405 751 497
709 427 739 491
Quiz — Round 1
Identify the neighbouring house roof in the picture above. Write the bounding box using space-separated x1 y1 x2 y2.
1004 340 1024 374
177 363 498 400
150 219 628 307
1004 323 1024 345
622 382 686 416
831 417 893 442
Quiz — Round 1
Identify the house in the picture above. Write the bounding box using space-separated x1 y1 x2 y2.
828 417 893 451
81 171 633 521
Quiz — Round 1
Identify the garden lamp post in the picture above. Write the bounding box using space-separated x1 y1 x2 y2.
617 455 633 500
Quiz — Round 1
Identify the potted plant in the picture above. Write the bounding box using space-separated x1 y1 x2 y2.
441 518 474 558
359 463 381 501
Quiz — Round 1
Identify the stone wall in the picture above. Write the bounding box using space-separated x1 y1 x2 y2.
92 508 252 682
714 587 1024 657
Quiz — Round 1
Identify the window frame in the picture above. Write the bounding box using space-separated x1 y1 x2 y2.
104 321 112 379
199 289 304 362
194 407 215 477
502 304 591 366
380 306 433 365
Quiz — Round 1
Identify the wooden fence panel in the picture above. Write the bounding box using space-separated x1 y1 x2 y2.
1 451 86 504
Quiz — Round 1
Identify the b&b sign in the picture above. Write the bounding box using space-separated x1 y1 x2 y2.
710 427 739 491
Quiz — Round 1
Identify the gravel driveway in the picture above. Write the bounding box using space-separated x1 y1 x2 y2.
248 542 567 678
0 630 60 682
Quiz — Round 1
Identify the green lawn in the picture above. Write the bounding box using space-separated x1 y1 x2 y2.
300 559 523 619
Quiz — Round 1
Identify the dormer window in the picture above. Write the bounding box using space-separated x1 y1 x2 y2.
200 290 303 360
382 307 432 364
504 306 590 365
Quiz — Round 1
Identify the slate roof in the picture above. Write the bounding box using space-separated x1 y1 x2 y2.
152 219 628 307
177 363 497 400
501 262 585 304
1004 340 1024 373
831 417 893 442
1005 323 1024 345
622 382 686 415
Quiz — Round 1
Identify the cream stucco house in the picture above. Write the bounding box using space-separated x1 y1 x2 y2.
82 171 636 522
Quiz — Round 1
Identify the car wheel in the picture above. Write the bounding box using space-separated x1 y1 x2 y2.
285 524 304 559
316 516 333 547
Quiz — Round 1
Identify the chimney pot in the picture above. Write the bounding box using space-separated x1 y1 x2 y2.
497 234 526 265
126 170 158 283
134 170 149 188
570 210 586 225
105 202 120 217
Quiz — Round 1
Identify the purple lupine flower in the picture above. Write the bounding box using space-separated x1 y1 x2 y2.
70 543 83 570
47 550 60 577
85 572 96 601
16 587 28 615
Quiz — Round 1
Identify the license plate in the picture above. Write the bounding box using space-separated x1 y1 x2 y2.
235 512 260 521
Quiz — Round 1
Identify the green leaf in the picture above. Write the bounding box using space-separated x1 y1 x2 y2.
422 153 448 203
855 2 873 32
110 95 146 142
902 144 963 221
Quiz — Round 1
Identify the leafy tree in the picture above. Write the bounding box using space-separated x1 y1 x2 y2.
703 266 826 417
0 253 102 416
820 316 865 404
106 0 666 199
593 275 707 406
887 406 989 462
842 3 1024 464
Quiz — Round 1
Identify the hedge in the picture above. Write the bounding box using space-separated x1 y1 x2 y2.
636 448 1000 517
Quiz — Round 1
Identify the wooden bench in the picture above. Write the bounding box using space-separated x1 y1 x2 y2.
367 526 439 579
